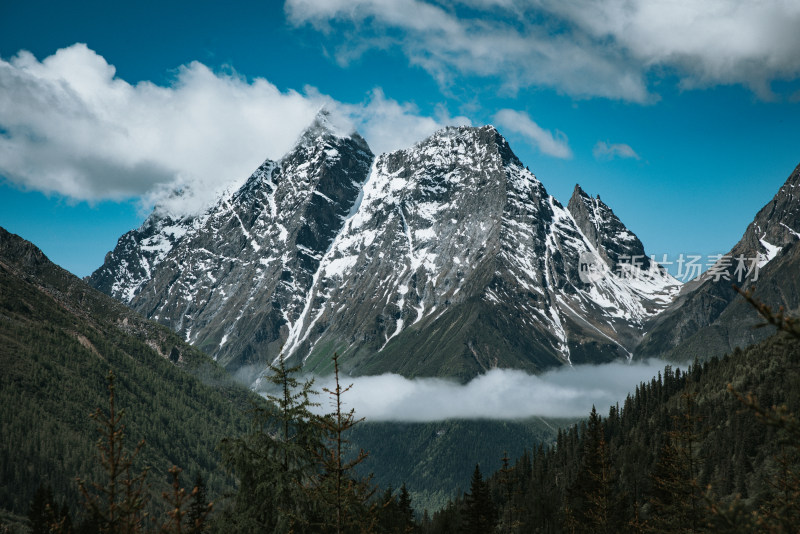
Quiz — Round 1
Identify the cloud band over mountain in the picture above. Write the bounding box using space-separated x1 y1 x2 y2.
304 360 679 421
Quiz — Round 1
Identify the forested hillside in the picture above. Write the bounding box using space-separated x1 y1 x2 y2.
425 322 800 532
6 221 800 533
0 228 256 521
0 227 566 533
351 418 571 513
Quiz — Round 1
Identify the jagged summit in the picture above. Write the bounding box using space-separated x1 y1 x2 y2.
733 162 800 264
294 108 369 152
89 113 373 309
86 210 199 301
282 125 678 377
567 184 650 272
409 124 524 169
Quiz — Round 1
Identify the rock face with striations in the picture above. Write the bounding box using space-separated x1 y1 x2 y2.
279 125 678 380
91 111 374 374
91 114 679 383
87 211 197 303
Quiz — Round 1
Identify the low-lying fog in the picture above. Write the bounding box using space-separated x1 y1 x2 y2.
261 360 685 422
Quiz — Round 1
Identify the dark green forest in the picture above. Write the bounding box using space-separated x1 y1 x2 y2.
9 301 800 532
0 231 257 529
13 322 800 533
350 418 572 513
424 302 800 533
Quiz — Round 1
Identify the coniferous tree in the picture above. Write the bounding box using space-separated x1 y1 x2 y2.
646 393 705 533
377 486 399 532
420 510 431 532
309 353 375 534
564 406 618 533
706 289 800 532
376 484 417 534
28 485 71 534
423 295 800 534
462 464 495 534
583 408 616 533
426 497 463 534
156 467 214 534
757 447 800 532
397 483 416 533
159 466 189 534
28 485 55 534
496 452 523 534
185 474 212 534
77 370 149 534
219 356 321 533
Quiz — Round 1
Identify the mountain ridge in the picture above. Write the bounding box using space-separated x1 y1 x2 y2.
636 163 800 360
90 115 679 382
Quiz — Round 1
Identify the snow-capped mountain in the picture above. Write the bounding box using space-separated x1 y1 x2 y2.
91 111 374 373
567 184 651 274
636 163 800 360
276 125 678 379
90 112 679 382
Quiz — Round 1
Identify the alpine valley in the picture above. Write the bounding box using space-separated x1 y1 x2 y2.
83 109 800 516
4 110 799 530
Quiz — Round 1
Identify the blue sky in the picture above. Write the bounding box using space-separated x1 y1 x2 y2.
1 0 799 278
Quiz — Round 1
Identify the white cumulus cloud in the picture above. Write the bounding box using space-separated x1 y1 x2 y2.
286 0 650 102
0 44 325 215
301 360 678 421
0 44 471 216
543 0 800 99
493 109 572 159
286 0 800 101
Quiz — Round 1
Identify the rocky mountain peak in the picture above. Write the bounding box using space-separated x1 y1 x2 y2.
414 124 523 169
274 125 678 377
86 210 198 302
636 161 800 361
294 108 370 154
733 163 800 263
0 227 49 273
567 184 649 271
89 113 374 372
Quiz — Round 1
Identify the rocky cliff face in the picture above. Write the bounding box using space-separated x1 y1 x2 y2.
91 114 679 383
730 163 800 263
636 163 800 360
87 211 198 303
567 185 650 272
